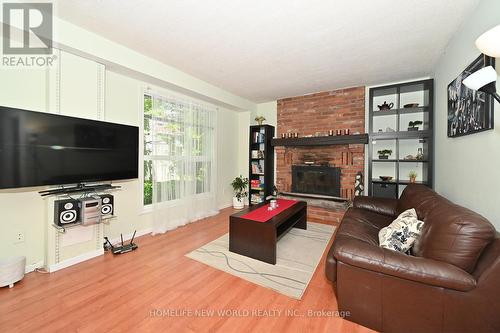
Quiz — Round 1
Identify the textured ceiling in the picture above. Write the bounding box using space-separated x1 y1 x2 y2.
54 0 480 102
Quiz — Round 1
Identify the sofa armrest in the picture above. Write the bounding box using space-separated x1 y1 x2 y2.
325 242 337 282
333 236 476 291
353 196 398 217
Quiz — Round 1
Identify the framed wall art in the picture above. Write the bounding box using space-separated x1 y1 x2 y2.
447 54 495 138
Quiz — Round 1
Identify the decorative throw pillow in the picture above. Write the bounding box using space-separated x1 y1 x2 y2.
379 208 424 253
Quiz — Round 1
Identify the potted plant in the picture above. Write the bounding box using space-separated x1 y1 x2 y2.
255 115 266 125
231 175 248 209
377 149 393 160
408 120 423 131
408 171 417 183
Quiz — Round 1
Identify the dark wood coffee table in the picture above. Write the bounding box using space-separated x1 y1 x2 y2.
229 200 307 264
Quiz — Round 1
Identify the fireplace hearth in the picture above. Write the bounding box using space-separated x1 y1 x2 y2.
291 165 341 198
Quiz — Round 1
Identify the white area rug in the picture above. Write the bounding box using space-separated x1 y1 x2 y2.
186 222 335 299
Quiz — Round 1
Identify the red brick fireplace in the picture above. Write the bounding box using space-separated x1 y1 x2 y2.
276 86 365 224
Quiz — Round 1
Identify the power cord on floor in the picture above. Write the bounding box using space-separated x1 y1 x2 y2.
34 267 50 274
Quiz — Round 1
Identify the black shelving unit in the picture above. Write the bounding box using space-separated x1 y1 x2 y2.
249 125 275 205
368 79 434 198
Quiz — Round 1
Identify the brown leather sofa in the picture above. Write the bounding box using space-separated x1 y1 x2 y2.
326 185 499 333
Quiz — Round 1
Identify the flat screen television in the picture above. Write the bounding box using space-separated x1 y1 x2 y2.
0 106 139 189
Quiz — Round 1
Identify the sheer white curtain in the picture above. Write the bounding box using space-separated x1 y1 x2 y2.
149 91 218 234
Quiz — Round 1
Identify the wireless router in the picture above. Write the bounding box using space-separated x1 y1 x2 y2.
104 231 138 255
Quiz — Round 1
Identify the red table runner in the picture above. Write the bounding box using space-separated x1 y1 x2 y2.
240 199 298 222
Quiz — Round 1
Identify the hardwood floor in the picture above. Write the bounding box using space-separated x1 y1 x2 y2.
0 207 376 333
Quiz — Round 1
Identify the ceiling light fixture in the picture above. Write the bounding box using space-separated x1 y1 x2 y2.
475 24 500 57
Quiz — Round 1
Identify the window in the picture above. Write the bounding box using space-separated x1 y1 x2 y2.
143 93 215 206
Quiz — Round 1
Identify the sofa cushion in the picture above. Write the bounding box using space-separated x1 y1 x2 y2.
325 207 393 282
353 196 398 217
338 208 394 245
333 236 476 291
413 202 496 273
379 208 424 253
398 184 451 220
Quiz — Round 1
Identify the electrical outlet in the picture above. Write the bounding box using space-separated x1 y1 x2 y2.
14 231 25 244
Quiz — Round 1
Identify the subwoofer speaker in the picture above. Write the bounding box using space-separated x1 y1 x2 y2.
54 199 80 226
100 194 114 217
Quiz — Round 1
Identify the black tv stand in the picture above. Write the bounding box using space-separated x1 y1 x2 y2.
39 183 121 197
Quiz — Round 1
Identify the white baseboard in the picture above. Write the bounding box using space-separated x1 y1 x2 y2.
36 210 226 274
108 227 152 245
218 203 232 210
48 249 104 273
25 260 44 274
42 228 151 273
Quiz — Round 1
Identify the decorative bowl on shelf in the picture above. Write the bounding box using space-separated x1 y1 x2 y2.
379 176 393 181
404 103 419 108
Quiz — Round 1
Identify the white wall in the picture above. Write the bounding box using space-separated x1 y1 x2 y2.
217 108 242 208
0 58 243 268
253 101 278 127
0 65 49 268
433 0 500 228
237 111 251 177
0 24 247 269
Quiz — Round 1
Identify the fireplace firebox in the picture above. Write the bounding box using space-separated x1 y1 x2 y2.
291 165 341 197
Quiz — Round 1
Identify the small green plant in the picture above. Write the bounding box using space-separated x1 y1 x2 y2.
408 120 423 130
231 175 248 200
408 170 418 183
254 115 266 125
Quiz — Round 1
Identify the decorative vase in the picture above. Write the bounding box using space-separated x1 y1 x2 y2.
409 176 417 183
233 197 244 209
416 148 424 160
379 155 389 160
